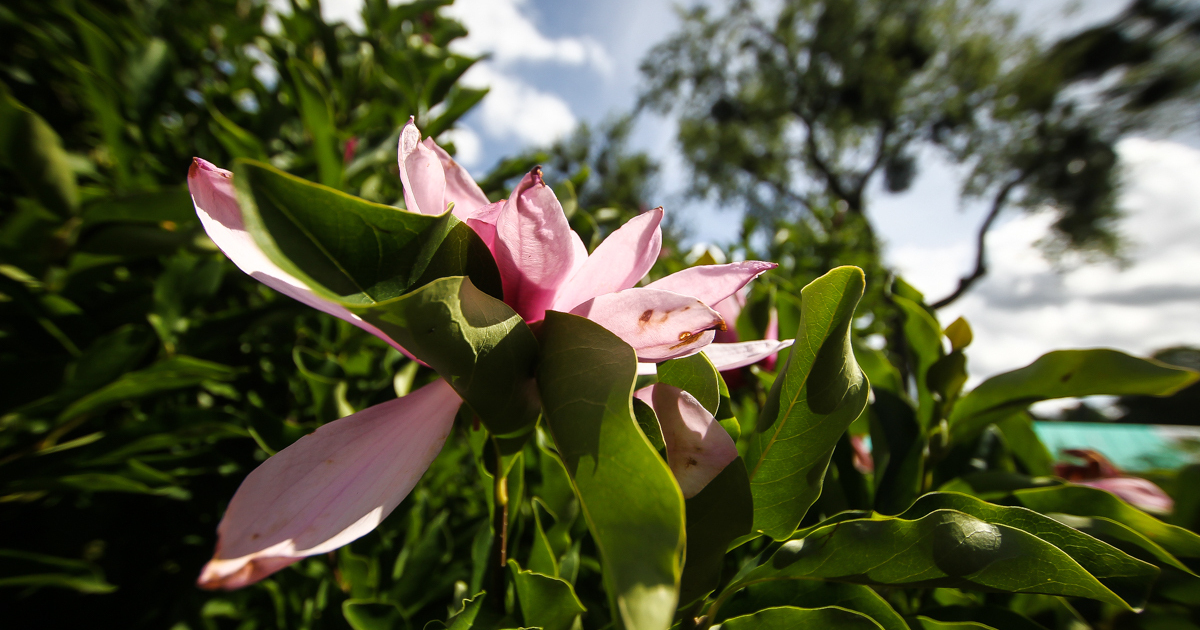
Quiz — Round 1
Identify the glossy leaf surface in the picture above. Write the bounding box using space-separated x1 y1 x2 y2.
746 266 869 539
537 312 685 630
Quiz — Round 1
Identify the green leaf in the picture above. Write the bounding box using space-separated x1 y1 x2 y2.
994 413 1054 476
287 59 341 189
528 500 560 577
871 389 924 515
657 351 721 415
680 457 753 606
359 276 539 436
899 492 1158 608
719 509 1138 616
80 188 195 227
537 312 685 630
1044 512 1195 575
853 341 903 395
913 617 994 630
893 295 943 427
746 266 870 539
57 356 239 422
342 600 404 630
718 606 885 630
716 581 909 630
0 549 116 594
1015 485 1200 558
0 91 78 216
233 158 502 306
919 606 1048 630
509 561 586 630
949 350 1199 442
944 317 973 352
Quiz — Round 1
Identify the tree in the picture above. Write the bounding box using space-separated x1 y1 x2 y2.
640 0 1195 308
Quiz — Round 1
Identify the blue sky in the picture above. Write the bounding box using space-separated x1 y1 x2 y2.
319 0 1199 391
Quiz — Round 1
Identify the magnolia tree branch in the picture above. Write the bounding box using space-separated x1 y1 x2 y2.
931 176 1024 309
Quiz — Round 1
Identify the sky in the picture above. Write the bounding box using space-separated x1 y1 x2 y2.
317 0 1199 389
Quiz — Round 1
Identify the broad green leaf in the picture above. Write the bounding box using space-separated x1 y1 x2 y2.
949 350 1198 442
81 188 194 227
233 159 502 305
0 91 78 216
1045 513 1194 574
919 606 1047 630
680 457 753 606
528 500 560 577
361 276 539 436
1015 485 1200 558
720 509 1136 614
56 356 239 422
509 561 586 630
853 341 903 395
900 492 1158 608
994 413 1054 476
537 312 685 630
287 59 341 189
871 389 923 515
657 351 721 415
342 600 403 630
716 581 909 630
914 617 994 630
747 266 869 539
893 295 943 427
717 605 885 630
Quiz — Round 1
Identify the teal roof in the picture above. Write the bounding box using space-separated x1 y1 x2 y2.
1033 422 1200 472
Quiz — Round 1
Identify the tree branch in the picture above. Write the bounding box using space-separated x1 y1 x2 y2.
931 175 1024 309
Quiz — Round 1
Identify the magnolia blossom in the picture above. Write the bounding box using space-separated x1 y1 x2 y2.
1054 449 1174 515
187 121 789 589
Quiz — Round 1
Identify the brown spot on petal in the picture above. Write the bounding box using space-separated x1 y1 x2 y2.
686 457 699 468
669 331 701 350
639 309 653 324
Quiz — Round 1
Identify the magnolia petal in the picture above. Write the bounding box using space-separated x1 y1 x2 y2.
569 288 724 362
491 169 586 321
188 159 411 356
645 384 737 498
1078 477 1175 515
702 339 795 371
197 379 462 590
711 289 746 343
551 207 664 312
646 261 777 306
423 137 490 220
466 199 506 251
398 119 447 215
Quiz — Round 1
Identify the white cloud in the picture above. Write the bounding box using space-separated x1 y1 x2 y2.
890 138 1200 382
459 63 577 147
445 0 613 74
443 0 613 148
437 125 483 167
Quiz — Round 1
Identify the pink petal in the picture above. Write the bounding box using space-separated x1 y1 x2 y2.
398 119 447 215
466 200 506 251
641 384 737 498
569 288 725 362
646 261 777 307
1078 477 1175 515
702 339 795 371
550 208 664 312
188 159 413 357
198 379 462 590
711 289 746 343
491 168 587 321
423 137 490 220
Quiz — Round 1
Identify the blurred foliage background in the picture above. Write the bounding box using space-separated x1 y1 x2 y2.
0 0 1198 628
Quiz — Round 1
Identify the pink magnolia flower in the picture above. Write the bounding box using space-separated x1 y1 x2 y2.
187 120 788 589
1054 448 1174 515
